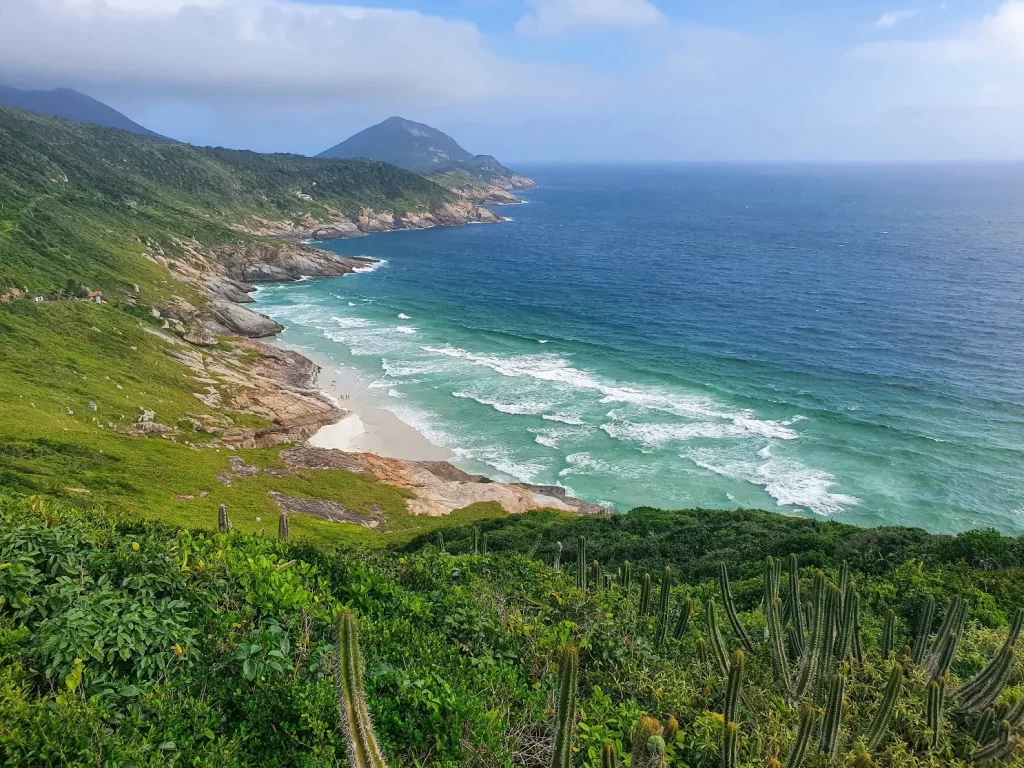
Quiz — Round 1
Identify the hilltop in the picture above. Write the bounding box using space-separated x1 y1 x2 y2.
0 85 164 139
318 116 535 202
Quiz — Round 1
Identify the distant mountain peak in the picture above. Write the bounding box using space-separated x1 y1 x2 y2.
0 85 165 140
317 116 533 191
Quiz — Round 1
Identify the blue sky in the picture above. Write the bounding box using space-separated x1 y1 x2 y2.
2 0 1023 161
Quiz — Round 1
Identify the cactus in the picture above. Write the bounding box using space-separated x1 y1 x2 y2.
621 560 632 590
639 573 653 617
278 511 289 542
718 562 755 653
630 716 663 768
655 567 672 649
793 570 826 701
812 585 840 703
927 599 967 680
576 537 587 590
604 574 613 590
553 541 562 571
912 597 936 665
471 526 479 555
765 569 790 690
550 645 579 768
662 714 679 745
674 597 694 640
852 592 865 665
881 609 896 661
601 740 619 768
973 720 1013 764
218 503 230 533
705 598 731 676
865 662 904 750
835 583 857 662
696 637 710 669
838 561 849 610
724 650 745 725
481 532 488 556
786 704 817 768
959 646 1016 713
973 708 995 744
590 560 601 591
336 611 388 768
722 721 738 768
436 532 445 553
819 668 847 758
788 554 806 645
927 676 946 749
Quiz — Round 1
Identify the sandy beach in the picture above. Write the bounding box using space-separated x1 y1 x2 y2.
284 344 452 461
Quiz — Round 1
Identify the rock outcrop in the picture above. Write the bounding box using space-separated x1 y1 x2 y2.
206 300 284 338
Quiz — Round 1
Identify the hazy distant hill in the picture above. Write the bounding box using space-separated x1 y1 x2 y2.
0 85 165 140
318 116 534 191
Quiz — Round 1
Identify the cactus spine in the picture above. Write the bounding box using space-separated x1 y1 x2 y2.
553 541 562 571
639 572 652 617
218 504 230 533
601 740 619 768
655 566 672 649
927 677 946 749
550 645 579 768
621 560 632 590
819 668 847 758
865 662 903 750
576 537 587 590
881 609 896 661
705 598 731 676
278 511 289 542
674 597 694 640
718 562 755 653
336 611 388 768
912 597 936 665
786 704 817 768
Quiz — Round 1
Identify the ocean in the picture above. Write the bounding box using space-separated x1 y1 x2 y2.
253 164 1024 535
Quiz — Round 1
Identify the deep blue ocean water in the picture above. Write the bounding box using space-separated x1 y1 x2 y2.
254 164 1024 534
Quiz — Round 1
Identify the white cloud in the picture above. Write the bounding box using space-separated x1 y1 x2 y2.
516 0 663 36
874 8 920 29
0 0 598 110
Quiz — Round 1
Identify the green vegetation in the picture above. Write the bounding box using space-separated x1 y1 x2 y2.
4 493 1024 766
0 106 457 297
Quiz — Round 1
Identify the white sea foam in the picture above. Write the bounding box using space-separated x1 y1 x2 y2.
348 302 356 307
528 425 589 449
330 316 371 328
683 448 861 517
395 326 417 334
542 412 586 426
387 388 404 399
453 445 544 482
452 391 553 416
397 313 412 320
352 259 387 274
600 420 769 450
558 452 609 477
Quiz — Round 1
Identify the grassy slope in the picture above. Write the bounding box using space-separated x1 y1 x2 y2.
0 106 457 297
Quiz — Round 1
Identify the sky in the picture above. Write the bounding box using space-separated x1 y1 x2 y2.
1 0 1023 161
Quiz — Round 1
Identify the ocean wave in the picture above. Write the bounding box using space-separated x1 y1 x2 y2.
528 425 590 449
600 420 775 449
452 391 553 416
394 326 417 334
397 313 411 320
452 445 545 483
330 316 370 328
542 412 586 426
558 452 609 477
352 259 387 274
683 448 861 517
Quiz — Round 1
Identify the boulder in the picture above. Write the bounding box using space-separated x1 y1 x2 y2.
207 300 283 338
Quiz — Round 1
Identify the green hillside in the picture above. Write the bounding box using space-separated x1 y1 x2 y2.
0 107 456 298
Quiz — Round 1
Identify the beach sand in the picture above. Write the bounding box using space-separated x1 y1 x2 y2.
291 347 452 461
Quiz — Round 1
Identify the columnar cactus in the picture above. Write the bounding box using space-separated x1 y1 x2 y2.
576 537 587 590
696 637 711 669
471 526 480 555
865 662 904 750
881 609 896 661
705 598 731 676
639 573 652 617
764 559 790 689
973 708 995 744
604 574 613 591
551 645 579 768
718 562 755 653
722 721 739 768
926 598 967 680
788 554 806 646
674 597 694 640
436 532 445 553
553 541 562 571
655 566 672 649
820 668 847 758
974 721 1013 763
724 649 745 725
278 511 289 542
959 645 1016 713
793 571 826 701
218 504 230 533
852 593 865 665
786 704 817 768
601 740 619 768
835 583 857 662
590 560 601 591
912 597 936 665
481 532 488 556
927 676 946 749
622 561 632 590
336 611 389 768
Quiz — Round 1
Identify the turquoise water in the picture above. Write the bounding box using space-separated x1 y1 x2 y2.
253 165 1024 534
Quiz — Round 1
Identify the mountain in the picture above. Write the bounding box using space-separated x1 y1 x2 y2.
0 85 165 139
318 116 535 195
